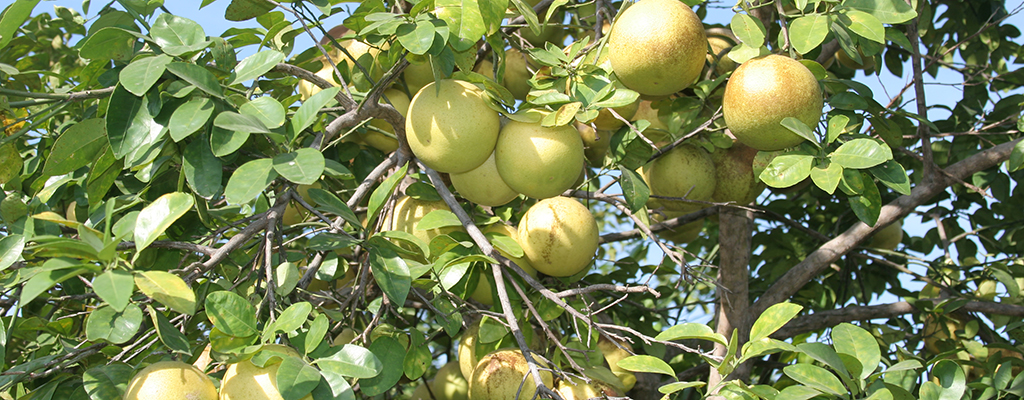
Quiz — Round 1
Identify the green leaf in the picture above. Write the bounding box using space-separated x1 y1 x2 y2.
843 0 917 24
777 385 822 400
40 119 107 176
0 1 41 50
305 314 329 355
106 85 162 160
618 167 650 213
85 305 143 344
870 160 911 195
273 148 325 185
759 154 814 188
841 9 885 44
656 323 729 346
166 62 224 98
826 114 850 144
658 381 706 395
442 0 486 44
367 237 412 307
169 97 214 141
781 117 819 147
0 143 21 185
358 337 406 396
541 102 582 127
849 179 881 226
731 13 766 47
22 265 90 305
225 0 276 21
784 364 848 396
83 363 133 400
134 192 194 253
92 270 134 312
78 27 139 61
291 87 341 135
397 20 435 55
749 302 803 342
831 323 880 381
810 159 843 194
147 305 191 354
920 360 966 400
134 270 197 315
1008 139 1024 172
264 302 312 341
415 209 462 231
0 234 24 272
366 162 408 226
617 355 676 377
796 343 853 381
119 54 172 96
270 359 319 400
739 337 798 363
205 290 259 337
239 97 286 129
224 158 278 205
214 111 270 134
151 14 208 56
832 138 891 169
308 188 361 228
789 14 829 54
318 344 384 379
403 336 431 380
210 125 250 157
183 136 223 199
231 49 285 85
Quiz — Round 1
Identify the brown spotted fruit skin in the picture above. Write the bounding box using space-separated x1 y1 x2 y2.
722 55 823 151
607 0 707 97
517 197 599 278
469 349 553 400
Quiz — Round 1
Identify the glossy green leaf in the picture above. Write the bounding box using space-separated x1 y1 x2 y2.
210 125 250 157
41 119 106 176
796 343 852 380
134 192 194 253
416 209 461 231
214 111 270 134
166 62 224 98
777 384 823 400
367 237 412 307
749 302 803 342
106 86 162 160
291 87 340 135
265 302 312 341
1008 139 1024 172
275 261 301 296
366 162 408 226
739 337 798 363
85 305 143 344
541 101 581 127
83 363 133 400
397 20 435 55
273 148 325 185
22 265 90 305
656 323 728 346
118 54 172 96
134 270 196 315
832 138 890 169
617 355 675 377
78 27 139 61
205 290 259 337
225 0 276 21
618 167 650 213
731 13 766 46
810 159 843 194
151 14 208 56
919 360 965 400
849 179 881 226
789 14 829 54
147 305 191 354
92 270 134 312
842 10 885 44
658 381 706 395
781 117 819 147
224 158 278 205
759 154 814 188
239 97 286 129
832 323 880 380
308 188 361 228
305 314 329 356
826 114 850 144
870 160 911 195
403 336 431 380
318 344 384 379
183 136 223 199
0 234 24 272
784 364 847 396
0 1 41 50
359 337 408 396
274 357 321 400
169 97 213 141
844 0 916 24
231 49 285 85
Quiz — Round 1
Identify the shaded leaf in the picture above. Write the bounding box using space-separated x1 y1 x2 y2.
169 97 214 142
85 305 143 344
273 148 325 185
166 62 224 98
292 87 341 136
357 337 406 396
183 136 223 199
618 167 650 213
214 111 270 134
147 305 191 354
92 270 134 312
276 357 321 400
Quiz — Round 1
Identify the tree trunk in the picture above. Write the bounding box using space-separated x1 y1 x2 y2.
708 208 753 394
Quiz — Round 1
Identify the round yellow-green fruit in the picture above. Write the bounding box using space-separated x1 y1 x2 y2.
468 349 553 400
450 152 520 207
432 361 470 400
384 196 461 245
494 121 584 199
631 100 671 143
406 79 501 173
723 54 823 151
474 48 533 100
607 0 707 96
124 361 218 400
642 144 716 212
518 197 599 278
471 223 538 306
836 48 876 70
363 88 410 153
589 96 640 131
458 321 482 380
220 345 313 400
710 143 764 205
555 376 622 400
868 219 903 250
577 122 612 167
597 336 637 392
706 34 737 75
403 58 435 95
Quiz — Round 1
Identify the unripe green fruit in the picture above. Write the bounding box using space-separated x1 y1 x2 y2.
577 123 612 167
363 88 410 153
642 144 716 212
494 120 584 199
450 152 520 207
608 0 707 96
124 361 218 400
723 54 823 151
406 79 501 173
518 197 599 278
868 219 903 250
468 349 553 400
